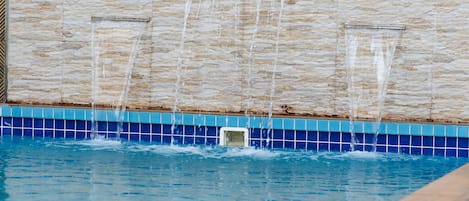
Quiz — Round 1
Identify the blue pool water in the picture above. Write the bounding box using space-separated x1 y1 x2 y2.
0 136 466 201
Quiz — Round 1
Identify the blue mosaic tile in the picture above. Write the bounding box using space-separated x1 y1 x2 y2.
387 123 398 135
34 119 43 128
284 141 294 149
446 149 457 157
76 132 86 139
422 148 433 156
329 120 340 132
341 144 351 152
141 123 151 134
423 136 433 147
65 120 75 129
354 133 364 144
130 134 139 141
152 135 162 143
422 124 433 136
22 107 33 118
411 148 422 155
162 125 172 134
64 109 75 120
24 129 32 136
458 126 469 138
340 120 349 133
195 137 205 144
13 118 22 127
184 137 194 144
364 122 377 134
319 143 328 151
227 116 238 127
76 120 85 130
107 122 116 131
307 119 317 131
11 107 22 118
184 125 194 135
152 124 162 134
400 135 410 146
353 121 364 133
33 130 43 137
141 135 151 142
399 124 410 135
272 141 283 149
284 119 294 130
365 134 375 144
458 138 468 148
1 105 11 116
377 134 386 144
206 115 216 127
295 119 306 131
318 120 329 132
307 131 317 141
342 133 351 143
238 116 248 128
319 131 329 141
410 124 422 135
150 113 161 124
2 128 11 135
161 113 172 124
435 137 445 147
75 109 85 121
376 146 386 152
217 116 228 127
45 119 54 128
447 137 457 148
330 143 340 151
365 145 373 152
307 142 317 150
388 146 398 153
296 142 307 149
434 149 445 156
411 136 422 146
285 130 294 140
330 132 340 142
445 125 456 137
128 112 140 123
388 135 398 145
433 125 445 137
206 138 217 145
296 130 306 141
195 126 205 136
206 127 217 136
273 129 283 140
400 147 410 154
458 150 468 158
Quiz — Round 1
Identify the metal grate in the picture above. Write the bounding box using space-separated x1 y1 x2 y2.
0 0 6 102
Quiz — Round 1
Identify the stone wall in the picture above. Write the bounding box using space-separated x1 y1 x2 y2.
7 0 469 123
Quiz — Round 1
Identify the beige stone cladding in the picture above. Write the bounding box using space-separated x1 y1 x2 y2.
7 0 469 123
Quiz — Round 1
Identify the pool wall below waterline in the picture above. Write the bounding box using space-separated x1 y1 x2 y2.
2 105 468 158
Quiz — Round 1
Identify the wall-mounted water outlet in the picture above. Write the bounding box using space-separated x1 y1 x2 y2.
219 127 249 147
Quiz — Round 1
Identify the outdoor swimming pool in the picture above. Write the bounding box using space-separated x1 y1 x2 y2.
0 136 465 201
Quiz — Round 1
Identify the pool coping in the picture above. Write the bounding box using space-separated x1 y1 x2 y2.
401 162 469 201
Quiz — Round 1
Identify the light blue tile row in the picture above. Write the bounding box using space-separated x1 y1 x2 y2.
2 105 469 138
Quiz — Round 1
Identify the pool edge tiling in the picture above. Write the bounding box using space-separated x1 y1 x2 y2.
1 105 469 158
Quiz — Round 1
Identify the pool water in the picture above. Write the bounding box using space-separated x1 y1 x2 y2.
0 136 466 201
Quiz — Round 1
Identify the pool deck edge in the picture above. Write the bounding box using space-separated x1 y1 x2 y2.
401 162 469 201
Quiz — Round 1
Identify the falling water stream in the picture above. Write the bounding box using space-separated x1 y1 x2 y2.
91 19 147 140
244 0 262 141
266 0 285 148
345 26 403 151
171 0 193 144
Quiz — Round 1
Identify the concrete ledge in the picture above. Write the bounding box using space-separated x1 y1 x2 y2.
401 163 469 201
